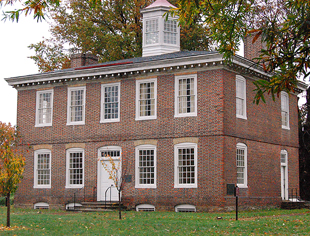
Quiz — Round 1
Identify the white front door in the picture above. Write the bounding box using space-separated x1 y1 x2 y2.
281 151 288 200
97 147 121 202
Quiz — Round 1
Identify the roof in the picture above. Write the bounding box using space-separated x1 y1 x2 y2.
145 0 176 9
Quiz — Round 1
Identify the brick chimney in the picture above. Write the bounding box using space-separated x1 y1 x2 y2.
244 34 266 62
70 53 98 68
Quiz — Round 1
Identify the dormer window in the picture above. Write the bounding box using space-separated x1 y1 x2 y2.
145 19 159 45
164 20 177 44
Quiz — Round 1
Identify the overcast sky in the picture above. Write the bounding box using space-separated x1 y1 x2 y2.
0 14 50 126
0 10 307 127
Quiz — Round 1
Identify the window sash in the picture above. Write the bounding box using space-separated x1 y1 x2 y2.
137 81 156 119
70 89 84 122
178 78 195 114
145 19 158 45
68 152 83 186
177 148 196 185
236 78 246 117
102 84 119 121
36 153 50 186
236 146 246 186
281 93 289 128
164 20 177 44
36 91 53 125
138 149 155 185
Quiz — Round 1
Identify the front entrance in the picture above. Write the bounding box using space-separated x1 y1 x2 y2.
97 147 121 202
281 150 288 200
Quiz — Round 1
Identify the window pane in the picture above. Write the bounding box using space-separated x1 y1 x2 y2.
139 82 155 117
38 92 52 124
69 152 83 185
178 78 195 114
178 148 195 184
103 85 119 120
139 149 155 185
70 89 84 122
37 153 50 185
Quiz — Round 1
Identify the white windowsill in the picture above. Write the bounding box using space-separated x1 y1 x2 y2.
282 125 290 130
65 185 84 189
33 185 51 189
174 184 197 188
35 123 52 127
236 114 247 120
135 116 157 121
100 119 120 123
135 185 157 189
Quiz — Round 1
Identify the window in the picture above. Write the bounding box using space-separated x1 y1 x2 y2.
281 92 290 129
164 20 177 44
66 148 84 188
175 204 196 212
174 143 197 188
136 79 157 120
34 149 51 188
35 90 53 127
101 83 120 123
145 19 158 45
136 204 155 212
236 143 247 188
67 86 86 125
236 75 247 119
34 202 49 209
175 75 197 117
135 145 156 188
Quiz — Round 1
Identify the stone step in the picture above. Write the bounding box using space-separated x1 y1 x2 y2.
281 201 305 209
66 201 126 212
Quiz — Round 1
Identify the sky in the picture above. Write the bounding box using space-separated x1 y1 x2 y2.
0 14 50 126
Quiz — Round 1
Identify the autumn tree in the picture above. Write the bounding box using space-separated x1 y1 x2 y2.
26 0 211 72
0 122 25 227
170 0 310 103
99 155 126 220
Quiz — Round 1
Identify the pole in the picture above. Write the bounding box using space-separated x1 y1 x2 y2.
236 195 238 221
118 190 121 220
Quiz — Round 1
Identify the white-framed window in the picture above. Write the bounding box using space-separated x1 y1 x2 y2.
175 204 196 212
236 143 247 188
67 86 86 125
35 89 53 127
101 83 120 123
136 204 155 212
34 149 51 188
136 78 157 120
34 202 49 209
281 150 288 166
135 145 157 188
66 148 84 188
281 91 290 129
280 149 289 200
164 20 177 44
236 75 247 119
175 74 197 117
145 19 159 45
174 143 197 188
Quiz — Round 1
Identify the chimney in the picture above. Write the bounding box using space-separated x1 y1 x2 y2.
244 34 266 62
70 53 98 68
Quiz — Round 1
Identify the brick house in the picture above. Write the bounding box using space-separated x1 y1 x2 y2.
5 0 307 211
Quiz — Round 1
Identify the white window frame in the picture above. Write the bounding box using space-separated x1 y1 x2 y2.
281 91 290 130
66 148 84 188
136 78 157 120
175 74 197 118
135 144 157 188
136 204 155 212
174 143 198 188
164 19 177 45
175 204 196 212
67 86 86 125
236 143 248 188
34 149 51 188
100 83 120 123
34 202 49 209
236 75 247 119
35 89 53 127
280 149 289 200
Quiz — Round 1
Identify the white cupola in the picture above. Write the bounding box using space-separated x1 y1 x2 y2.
141 0 180 57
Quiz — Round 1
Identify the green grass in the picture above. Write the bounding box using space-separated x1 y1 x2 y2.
0 207 309 235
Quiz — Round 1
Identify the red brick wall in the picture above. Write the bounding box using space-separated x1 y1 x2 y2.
14 66 300 211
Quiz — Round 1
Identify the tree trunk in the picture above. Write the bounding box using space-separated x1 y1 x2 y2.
6 192 10 227
118 190 121 220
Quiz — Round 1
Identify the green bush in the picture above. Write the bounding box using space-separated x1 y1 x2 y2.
0 195 14 206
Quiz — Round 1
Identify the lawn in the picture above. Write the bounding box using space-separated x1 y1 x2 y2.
0 207 309 235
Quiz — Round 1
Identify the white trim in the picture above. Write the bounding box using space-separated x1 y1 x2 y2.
67 86 86 125
100 83 120 123
34 202 49 209
281 150 289 200
135 144 157 188
236 143 248 188
236 75 247 120
35 89 53 127
174 142 198 188
136 204 155 212
136 78 157 120
281 91 290 130
174 74 197 118
66 148 84 188
33 149 51 188
175 204 196 212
